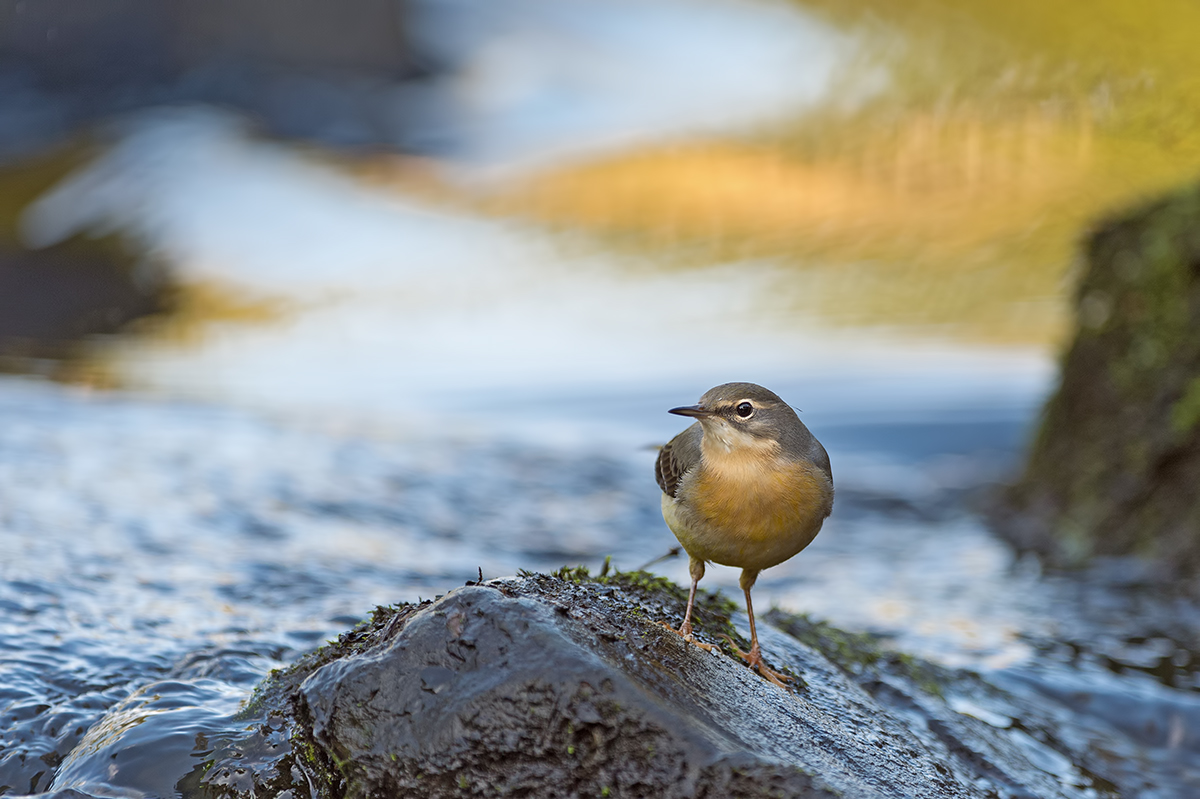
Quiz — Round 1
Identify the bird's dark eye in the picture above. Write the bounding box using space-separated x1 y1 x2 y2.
736 402 754 418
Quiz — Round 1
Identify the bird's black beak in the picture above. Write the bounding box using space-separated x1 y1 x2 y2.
669 404 715 418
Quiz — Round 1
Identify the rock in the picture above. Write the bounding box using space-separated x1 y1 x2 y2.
994 184 1200 579
0 245 161 356
200 570 1116 798
0 149 165 372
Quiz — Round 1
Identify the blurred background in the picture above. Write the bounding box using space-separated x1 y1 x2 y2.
5 1 1200 795
12 0 1187 412
7 0 1199 415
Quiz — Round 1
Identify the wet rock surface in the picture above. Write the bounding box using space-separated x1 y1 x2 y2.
187 571 1118 799
996 184 1200 580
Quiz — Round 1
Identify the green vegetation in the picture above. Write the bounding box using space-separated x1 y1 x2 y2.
1172 377 1200 437
999 182 1200 572
547 565 746 651
767 610 948 698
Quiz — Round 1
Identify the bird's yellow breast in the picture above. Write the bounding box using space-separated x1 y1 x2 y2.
664 441 832 571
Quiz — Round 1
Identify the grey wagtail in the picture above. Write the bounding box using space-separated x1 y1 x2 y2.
655 382 834 687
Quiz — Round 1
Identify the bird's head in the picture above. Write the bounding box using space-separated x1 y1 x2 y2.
669 382 800 454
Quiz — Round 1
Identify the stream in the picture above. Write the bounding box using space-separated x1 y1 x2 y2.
4 0 1200 796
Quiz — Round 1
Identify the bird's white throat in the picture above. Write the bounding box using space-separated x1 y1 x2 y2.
698 419 780 461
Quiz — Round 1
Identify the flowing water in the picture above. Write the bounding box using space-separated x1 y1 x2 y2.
5 0 1200 796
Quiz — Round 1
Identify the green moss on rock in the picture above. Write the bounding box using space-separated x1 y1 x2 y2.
765 610 949 698
548 565 746 651
1171 376 1200 436
996 182 1200 577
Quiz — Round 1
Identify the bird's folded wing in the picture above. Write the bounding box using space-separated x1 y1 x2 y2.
655 423 703 498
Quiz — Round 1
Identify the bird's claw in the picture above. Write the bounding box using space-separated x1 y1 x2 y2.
720 635 794 689
660 620 717 652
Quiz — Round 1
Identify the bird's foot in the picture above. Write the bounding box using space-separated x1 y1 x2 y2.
721 636 794 689
660 620 717 652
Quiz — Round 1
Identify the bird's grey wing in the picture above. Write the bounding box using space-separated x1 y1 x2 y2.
655 423 703 498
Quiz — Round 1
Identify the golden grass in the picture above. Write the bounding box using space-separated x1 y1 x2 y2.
15 0 1200 353
126 281 290 344
484 113 1092 263
399 0 1200 347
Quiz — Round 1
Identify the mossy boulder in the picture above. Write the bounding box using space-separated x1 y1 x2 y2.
189 570 1115 799
995 184 1200 577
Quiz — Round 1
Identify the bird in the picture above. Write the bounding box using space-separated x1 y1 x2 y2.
655 382 834 687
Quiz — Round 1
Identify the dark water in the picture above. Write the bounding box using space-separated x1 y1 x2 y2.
2 372 1199 798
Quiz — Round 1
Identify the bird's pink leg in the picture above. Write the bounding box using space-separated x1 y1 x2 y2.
661 557 715 652
726 570 793 688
